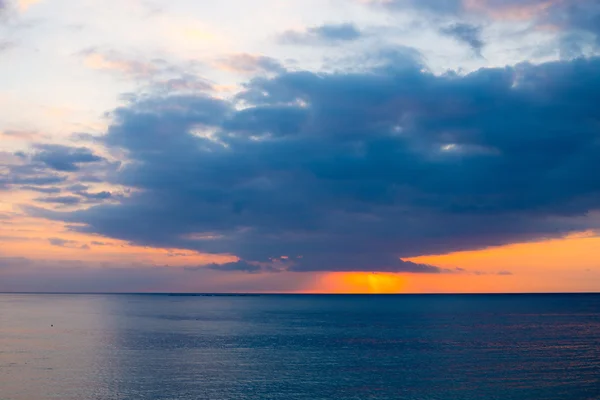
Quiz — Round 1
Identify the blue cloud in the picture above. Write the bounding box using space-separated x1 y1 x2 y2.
20 185 62 194
0 161 67 189
440 23 484 54
219 53 285 74
279 23 362 45
31 144 105 172
28 54 600 272
368 0 600 50
203 260 266 274
36 195 81 205
79 191 112 200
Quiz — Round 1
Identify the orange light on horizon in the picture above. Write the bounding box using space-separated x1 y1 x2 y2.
307 272 407 294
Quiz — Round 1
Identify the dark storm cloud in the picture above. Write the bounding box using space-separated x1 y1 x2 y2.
279 23 362 45
28 54 600 272
31 144 105 172
440 23 484 54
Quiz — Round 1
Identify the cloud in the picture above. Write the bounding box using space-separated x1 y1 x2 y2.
48 237 76 247
78 190 112 200
20 185 62 193
0 257 318 293
1 174 66 187
80 48 161 78
363 0 600 49
27 54 600 273
36 195 81 205
66 184 113 202
204 260 265 273
78 48 213 93
1 153 68 190
279 23 362 45
67 183 88 192
217 53 285 74
440 23 485 54
48 237 90 249
30 144 105 172
361 0 463 14
0 130 40 140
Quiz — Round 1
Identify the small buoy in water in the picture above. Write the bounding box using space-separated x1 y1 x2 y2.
51 324 53 327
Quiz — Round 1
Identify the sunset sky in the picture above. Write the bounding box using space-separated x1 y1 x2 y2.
1 0 600 293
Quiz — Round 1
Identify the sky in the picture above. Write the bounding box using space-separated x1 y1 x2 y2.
1 0 600 293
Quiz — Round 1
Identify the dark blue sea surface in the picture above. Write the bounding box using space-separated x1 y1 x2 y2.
1 294 599 400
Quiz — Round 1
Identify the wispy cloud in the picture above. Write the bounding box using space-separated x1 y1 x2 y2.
48 237 89 249
35 195 81 205
279 23 363 45
440 23 485 55
217 53 285 74
80 48 162 79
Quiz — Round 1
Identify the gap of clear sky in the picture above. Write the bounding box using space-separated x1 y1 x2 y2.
1 0 600 293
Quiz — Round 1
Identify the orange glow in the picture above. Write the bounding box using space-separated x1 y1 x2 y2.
309 272 407 294
3 185 600 293
407 231 600 272
299 231 600 294
0 213 237 267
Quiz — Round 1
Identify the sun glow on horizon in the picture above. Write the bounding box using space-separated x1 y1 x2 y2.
307 272 407 294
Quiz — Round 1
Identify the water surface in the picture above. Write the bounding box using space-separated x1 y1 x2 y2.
1 294 599 399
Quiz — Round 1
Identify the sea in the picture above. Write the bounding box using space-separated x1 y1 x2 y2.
1 293 599 400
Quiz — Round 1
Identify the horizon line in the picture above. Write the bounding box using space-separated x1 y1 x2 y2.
2 292 600 296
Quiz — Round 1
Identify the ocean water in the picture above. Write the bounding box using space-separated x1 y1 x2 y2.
1 294 599 400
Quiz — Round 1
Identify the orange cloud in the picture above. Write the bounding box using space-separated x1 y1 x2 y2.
82 51 158 78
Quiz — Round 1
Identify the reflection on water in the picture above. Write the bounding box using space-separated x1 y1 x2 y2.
1 294 599 400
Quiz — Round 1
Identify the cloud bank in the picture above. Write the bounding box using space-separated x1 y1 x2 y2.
23 52 600 273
